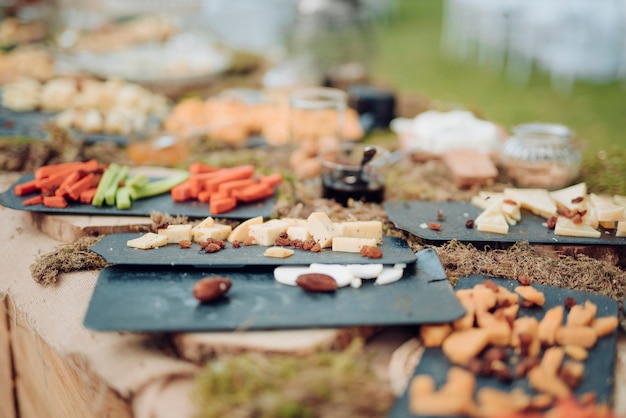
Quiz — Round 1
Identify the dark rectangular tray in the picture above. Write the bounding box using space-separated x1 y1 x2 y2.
83 248 465 332
90 234 417 267
385 201 626 245
389 275 620 418
0 173 275 220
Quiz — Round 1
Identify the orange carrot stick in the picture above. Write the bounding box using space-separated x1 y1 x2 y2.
217 178 254 197
22 195 44 206
197 190 212 203
189 162 218 174
79 188 98 204
55 170 83 197
204 165 255 194
34 159 99 179
210 196 237 214
67 173 97 201
233 182 274 203
14 179 39 196
171 181 193 202
43 195 68 208
259 172 283 188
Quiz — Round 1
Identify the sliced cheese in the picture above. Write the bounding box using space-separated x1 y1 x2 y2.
227 215 263 242
331 237 377 253
263 247 294 258
127 232 168 249
554 216 601 238
549 182 587 212
157 224 193 243
307 211 339 249
613 194 626 208
194 215 215 229
336 221 383 244
588 193 625 222
474 203 509 234
504 187 556 219
193 224 232 242
616 221 626 237
248 219 288 246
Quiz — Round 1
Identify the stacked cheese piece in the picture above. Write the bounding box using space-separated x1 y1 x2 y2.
471 182 626 238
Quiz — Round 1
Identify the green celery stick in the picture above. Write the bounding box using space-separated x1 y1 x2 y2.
130 170 189 200
126 174 149 189
92 163 120 207
104 165 130 206
115 186 132 210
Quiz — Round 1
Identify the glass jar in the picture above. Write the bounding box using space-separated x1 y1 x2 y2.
498 123 581 190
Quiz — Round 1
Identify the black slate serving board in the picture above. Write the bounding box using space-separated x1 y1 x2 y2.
385 201 626 245
0 173 275 219
91 234 417 267
83 248 465 332
389 275 619 418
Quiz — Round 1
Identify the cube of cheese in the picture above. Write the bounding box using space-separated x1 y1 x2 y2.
332 237 377 253
127 232 168 249
554 216 601 238
307 211 339 248
157 224 193 243
287 225 311 241
248 219 288 246
193 224 232 242
280 218 308 228
336 221 383 244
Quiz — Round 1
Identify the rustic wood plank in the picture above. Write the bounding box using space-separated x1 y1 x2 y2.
172 326 381 363
28 212 153 243
0 298 16 418
8 303 133 418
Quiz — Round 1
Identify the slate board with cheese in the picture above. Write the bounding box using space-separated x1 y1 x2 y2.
388 275 619 418
91 233 417 267
385 201 626 246
83 248 465 332
0 173 275 219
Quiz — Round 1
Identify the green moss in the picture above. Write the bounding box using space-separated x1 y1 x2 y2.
580 149 626 195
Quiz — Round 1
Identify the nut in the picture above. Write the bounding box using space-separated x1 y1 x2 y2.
193 277 232 302
295 273 337 292
360 245 383 259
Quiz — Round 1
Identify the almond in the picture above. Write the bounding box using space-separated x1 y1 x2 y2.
193 277 232 302
295 273 337 292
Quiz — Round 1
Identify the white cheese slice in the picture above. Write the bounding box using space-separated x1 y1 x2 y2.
504 187 556 219
588 193 625 222
331 237 377 253
336 221 383 244
227 215 263 242
248 219 288 246
157 224 193 243
193 224 232 242
127 232 168 249
554 216 601 238
583 204 599 229
286 225 311 241
263 247 294 258
549 182 587 212
616 221 626 237
474 203 509 234
613 194 626 208
307 211 339 248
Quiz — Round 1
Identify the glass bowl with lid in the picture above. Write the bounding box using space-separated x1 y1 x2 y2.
497 122 582 190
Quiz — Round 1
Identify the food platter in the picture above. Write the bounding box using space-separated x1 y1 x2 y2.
385 201 626 246
389 275 619 418
90 234 417 267
0 173 276 219
83 248 465 332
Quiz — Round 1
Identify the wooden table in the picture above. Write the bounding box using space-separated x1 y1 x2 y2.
1 172 625 418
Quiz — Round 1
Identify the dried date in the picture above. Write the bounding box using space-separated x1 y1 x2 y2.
179 240 192 249
360 245 383 259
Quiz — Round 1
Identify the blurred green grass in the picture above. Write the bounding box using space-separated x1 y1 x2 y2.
372 0 626 153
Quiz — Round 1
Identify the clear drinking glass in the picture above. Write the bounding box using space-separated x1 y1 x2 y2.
289 86 348 146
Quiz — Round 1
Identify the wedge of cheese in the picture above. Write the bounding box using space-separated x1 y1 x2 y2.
616 221 626 237
549 182 587 212
157 224 193 243
474 202 509 234
127 232 168 249
613 194 626 208
307 211 339 248
554 216 601 238
227 215 263 242
504 187 556 219
194 215 215 229
193 224 232 242
588 193 625 222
